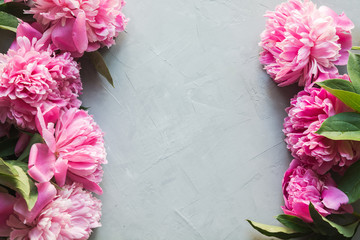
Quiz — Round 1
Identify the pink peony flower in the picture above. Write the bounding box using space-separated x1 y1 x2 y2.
7 182 102 240
283 86 360 174
28 105 107 194
29 0 128 56
259 0 354 88
0 193 15 237
282 159 352 222
0 36 82 131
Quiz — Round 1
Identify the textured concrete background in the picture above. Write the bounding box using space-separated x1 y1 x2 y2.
80 0 360 239
0 0 359 239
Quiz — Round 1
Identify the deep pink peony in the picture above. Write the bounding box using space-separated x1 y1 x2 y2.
282 159 352 222
28 105 107 194
259 0 353 88
29 0 128 56
0 36 82 131
283 85 360 174
7 182 102 240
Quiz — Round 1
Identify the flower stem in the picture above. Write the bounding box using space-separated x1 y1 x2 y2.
352 46 360 50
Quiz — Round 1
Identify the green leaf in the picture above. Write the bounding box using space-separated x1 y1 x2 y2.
17 133 43 162
309 203 338 236
348 52 360 92
309 203 359 237
317 80 360 112
0 158 38 210
6 160 28 172
86 51 114 87
0 158 17 175
317 79 358 93
80 105 90 111
327 213 359 226
276 214 312 233
339 221 360 238
0 11 19 32
352 46 360 51
247 219 308 239
316 112 360 141
322 219 359 238
338 161 360 203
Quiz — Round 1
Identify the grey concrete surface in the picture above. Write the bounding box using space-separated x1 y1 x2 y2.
0 0 360 239
80 0 360 239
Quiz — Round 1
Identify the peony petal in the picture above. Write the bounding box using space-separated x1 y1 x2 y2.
0 193 15 237
86 42 101 52
35 106 59 153
15 133 31 157
334 31 353 65
72 11 88 54
51 20 77 52
54 158 68 187
67 172 103 195
318 6 354 31
16 22 43 42
10 22 43 51
39 104 60 127
322 186 349 211
292 202 313 222
28 143 56 183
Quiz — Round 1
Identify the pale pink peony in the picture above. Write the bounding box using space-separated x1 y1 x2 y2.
283 85 360 174
28 0 128 56
28 105 107 194
0 36 82 131
259 0 353 88
282 159 352 222
7 182 102 240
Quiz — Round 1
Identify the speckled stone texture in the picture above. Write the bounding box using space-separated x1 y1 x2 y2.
82 0 360 239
